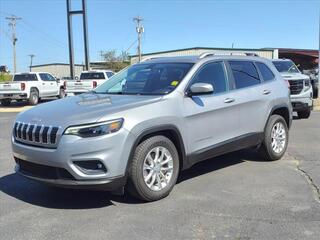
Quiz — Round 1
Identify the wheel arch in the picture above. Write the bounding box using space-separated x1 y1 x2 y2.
126 125 187 175
267 104 291 129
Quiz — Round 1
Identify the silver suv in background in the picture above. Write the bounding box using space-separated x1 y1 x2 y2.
12 54 292 201
272 59 313 119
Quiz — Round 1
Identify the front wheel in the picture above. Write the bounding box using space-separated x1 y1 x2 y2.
127 135 180 201
258 115 289 161
297 109 311 119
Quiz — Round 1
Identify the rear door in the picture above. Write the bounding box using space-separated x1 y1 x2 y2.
39 73 51 96
227 60 269 136
183 61 239 156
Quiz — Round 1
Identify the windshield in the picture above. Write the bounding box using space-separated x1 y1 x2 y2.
95 62 193 95
80 72 105 80
272 61 300 73
13 74 38 81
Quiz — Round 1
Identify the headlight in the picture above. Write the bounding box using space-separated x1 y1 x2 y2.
305 79 310 87
64 119 123 138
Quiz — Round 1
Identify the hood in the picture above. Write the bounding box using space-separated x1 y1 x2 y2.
16 93 162 128
280 72 309 81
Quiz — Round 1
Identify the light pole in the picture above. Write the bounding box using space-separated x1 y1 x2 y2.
66 0 90 79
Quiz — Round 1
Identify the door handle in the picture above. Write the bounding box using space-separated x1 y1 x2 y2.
224 98 235 103
263 90 271 95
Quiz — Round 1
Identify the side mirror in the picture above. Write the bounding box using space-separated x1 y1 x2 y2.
187 83 214 97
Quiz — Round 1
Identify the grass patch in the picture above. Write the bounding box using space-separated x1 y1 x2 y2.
0 73 12 82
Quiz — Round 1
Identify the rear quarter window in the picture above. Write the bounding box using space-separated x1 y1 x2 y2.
256 62 275 82
229 61 260 89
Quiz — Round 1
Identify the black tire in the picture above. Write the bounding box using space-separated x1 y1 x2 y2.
127 135 180 201
29 89 39 105
1 99 11 106
258 115 289 161
313 88 318 99
58 88 65 99
297 109 311 119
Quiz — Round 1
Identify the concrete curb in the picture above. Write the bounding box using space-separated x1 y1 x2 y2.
0 106 33 113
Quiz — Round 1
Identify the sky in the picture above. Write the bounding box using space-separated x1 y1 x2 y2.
0 0 319 72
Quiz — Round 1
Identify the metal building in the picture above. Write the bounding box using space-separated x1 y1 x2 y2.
129 47 278 64
30 63 84 79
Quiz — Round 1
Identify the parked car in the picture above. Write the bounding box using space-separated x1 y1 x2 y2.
272 59 313 119
12 54 292 201
0 72 65 106
64 70 114 96
304 68 319 98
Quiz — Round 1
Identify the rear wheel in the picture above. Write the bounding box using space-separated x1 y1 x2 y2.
1 99 11 106
258 115 288 161
127 135 180 201
297 109 311 119
29 89 39 105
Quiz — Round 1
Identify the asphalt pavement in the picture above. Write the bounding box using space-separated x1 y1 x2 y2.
0 111 319 240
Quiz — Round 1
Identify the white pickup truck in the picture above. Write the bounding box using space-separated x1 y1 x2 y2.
0 72 65 106
64 70 114 96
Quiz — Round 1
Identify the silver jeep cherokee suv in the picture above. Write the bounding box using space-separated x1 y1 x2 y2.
12 53 292 201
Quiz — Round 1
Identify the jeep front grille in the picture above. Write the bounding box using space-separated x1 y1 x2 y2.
14 122 60 147
289 80 304 95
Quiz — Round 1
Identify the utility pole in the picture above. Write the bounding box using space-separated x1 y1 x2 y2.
28 54 35 72
66 0 90 79
6 15 22 73
133 16 144 62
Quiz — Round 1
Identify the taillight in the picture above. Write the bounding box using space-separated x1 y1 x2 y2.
63 81 67 89
93 81 97 88
21 82 26 91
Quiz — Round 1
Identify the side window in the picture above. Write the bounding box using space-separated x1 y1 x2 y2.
39 73 48 81
106 72 114 78
191 62 227 94
256 62 275 82
46 74 56 81
229 61 260 89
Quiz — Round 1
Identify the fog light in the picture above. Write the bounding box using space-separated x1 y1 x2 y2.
73 160 107 175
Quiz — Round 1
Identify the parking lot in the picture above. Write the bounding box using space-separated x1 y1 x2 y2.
0 107 319 239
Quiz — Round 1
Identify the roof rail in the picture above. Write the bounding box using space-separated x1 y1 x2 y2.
140 56 165 63
198 51 259 59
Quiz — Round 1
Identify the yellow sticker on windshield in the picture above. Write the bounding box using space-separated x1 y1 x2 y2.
171 81 179 86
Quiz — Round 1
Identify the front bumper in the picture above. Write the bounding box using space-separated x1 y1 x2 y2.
15 160 126 191
12 128 135 190
290 87 313 111
0 92 28 100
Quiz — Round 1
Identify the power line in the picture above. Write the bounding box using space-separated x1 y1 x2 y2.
6 15 22 73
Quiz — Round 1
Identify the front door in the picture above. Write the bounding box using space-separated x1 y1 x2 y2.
182 61 239 158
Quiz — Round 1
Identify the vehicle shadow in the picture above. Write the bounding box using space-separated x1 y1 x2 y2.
0 150 264 209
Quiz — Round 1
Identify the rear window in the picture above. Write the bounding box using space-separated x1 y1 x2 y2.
13 74 38 81
256 62 275 81
80 72 105 80
229 61 260 89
